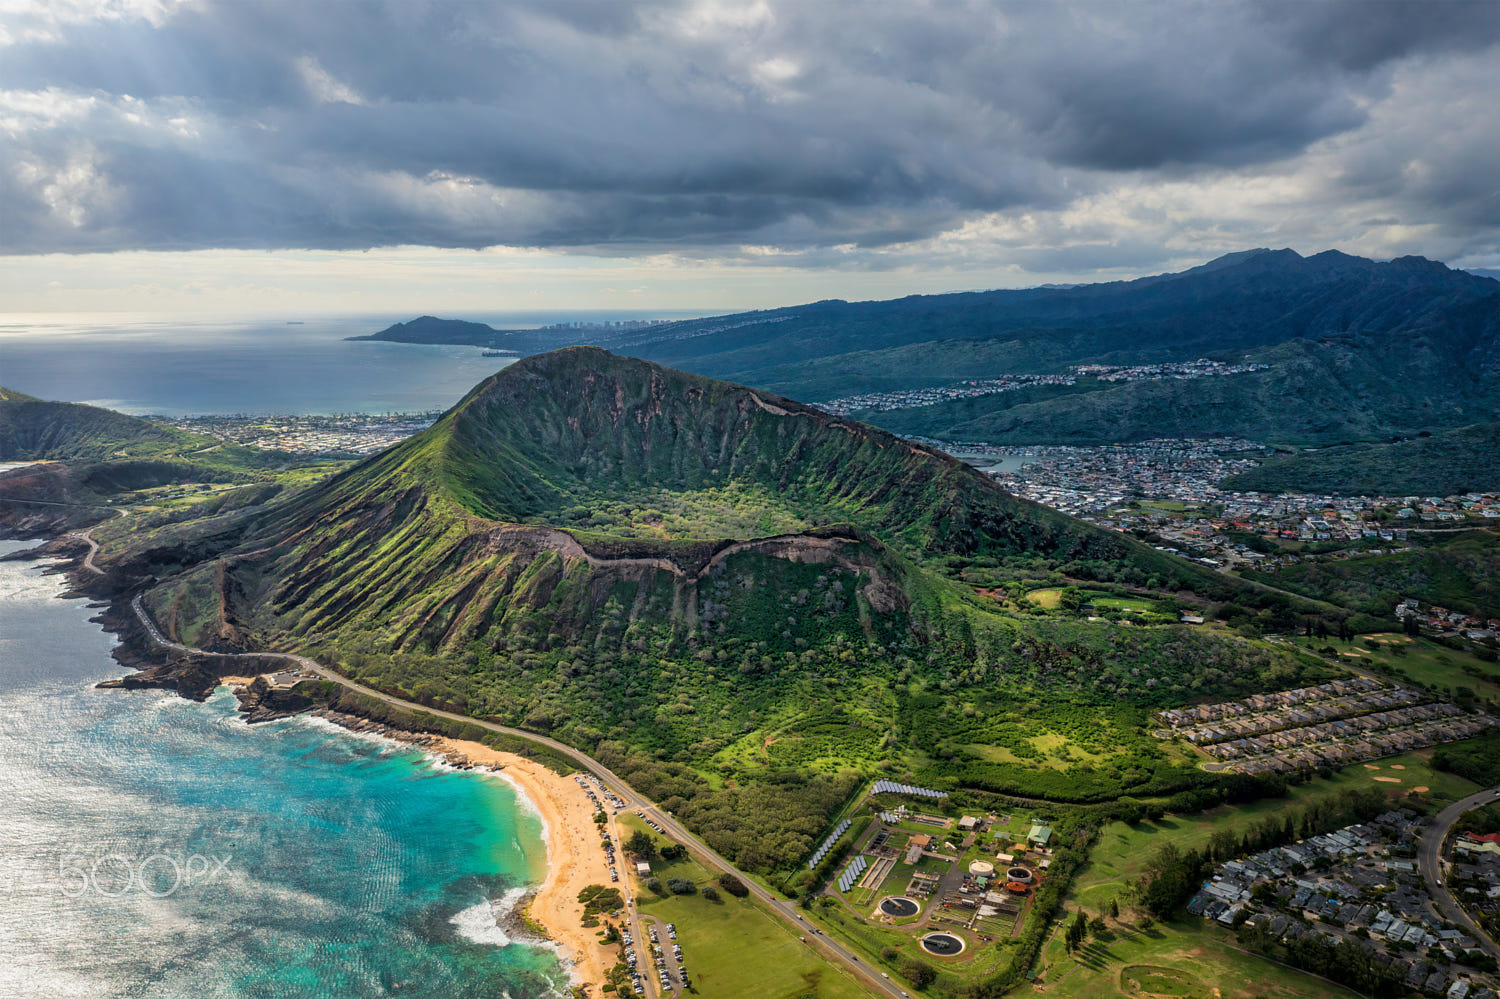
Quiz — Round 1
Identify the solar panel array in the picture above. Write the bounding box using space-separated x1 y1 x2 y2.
879 811 902 824
871 780 947 799
807 818 852 869
837 855 867 893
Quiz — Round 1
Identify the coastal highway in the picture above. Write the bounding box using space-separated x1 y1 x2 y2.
126 595 905 999
1417 786 1500 962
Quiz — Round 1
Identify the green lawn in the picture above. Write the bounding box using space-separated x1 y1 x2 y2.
620 815 876 998
1089 596 1162 613
1294 633 1500 700
1021 918 1361 999
1025 587 1063 609
637 889 874 999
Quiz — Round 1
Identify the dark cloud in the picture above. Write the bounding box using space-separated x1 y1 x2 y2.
1255 0 1500 71
0 0 1496 262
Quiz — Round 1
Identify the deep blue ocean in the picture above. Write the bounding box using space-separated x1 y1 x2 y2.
0 540 565 998
0 311 696 415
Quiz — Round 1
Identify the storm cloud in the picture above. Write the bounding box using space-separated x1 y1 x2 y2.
2 0 1498 269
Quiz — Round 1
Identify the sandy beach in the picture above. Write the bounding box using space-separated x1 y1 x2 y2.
428 736 622 990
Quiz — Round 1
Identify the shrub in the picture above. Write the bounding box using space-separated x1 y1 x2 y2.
899 958 936 988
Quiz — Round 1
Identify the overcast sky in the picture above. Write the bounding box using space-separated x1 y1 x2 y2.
2 0 1497 314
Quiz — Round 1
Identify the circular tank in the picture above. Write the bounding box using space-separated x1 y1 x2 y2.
879 896 920 917
920 932 966 956
1006 866 1033 884
968 860 995 877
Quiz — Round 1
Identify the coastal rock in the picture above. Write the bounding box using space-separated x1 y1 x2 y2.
97 651 261 702
235 676 322 723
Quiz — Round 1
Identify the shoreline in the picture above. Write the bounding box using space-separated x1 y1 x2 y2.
296 709 621 991
23 534 622 992
430 735 621 991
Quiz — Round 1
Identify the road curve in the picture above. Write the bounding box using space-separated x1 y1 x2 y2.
127 594 898 998
1417 786 1500 962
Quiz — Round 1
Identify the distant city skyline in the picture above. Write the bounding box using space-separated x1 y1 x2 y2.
2 0 1497 314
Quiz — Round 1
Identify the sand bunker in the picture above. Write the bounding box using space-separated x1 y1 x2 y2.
1391 764 1406 770
1364 764 1380 770
1374 776 1402 783
1412 786 1430 793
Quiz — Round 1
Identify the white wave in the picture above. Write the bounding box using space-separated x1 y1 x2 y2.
449 885 542 949
492 884 531 922
449 899 513 947
290 711 416 760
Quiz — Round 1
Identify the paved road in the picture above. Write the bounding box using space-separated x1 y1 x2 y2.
1417 786 1500 962
127 594 898 997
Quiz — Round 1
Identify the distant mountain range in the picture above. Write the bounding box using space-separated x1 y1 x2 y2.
357 249 1500 446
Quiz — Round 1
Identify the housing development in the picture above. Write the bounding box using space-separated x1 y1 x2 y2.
1191 809 1498 999
820 359 1269 416
1159 682 1498 776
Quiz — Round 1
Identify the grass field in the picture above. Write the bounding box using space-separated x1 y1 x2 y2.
1294 633 1500 699
638 889 873 999
1026 587 1063 609
1089 596 1162 613
620 815 876 999
1020 918 1361 999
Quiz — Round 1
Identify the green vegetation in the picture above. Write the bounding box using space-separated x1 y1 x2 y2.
577 884 623 922
619 822 871 999
1287 632 1500 701
1243 528 1500 619
1432 730 1500 786
0 392 209 461
1024 918 1362 998
1223 424 1500 496
83 350 1333 883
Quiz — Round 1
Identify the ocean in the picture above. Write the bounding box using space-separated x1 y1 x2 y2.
0 311 697 416
0 540 566 998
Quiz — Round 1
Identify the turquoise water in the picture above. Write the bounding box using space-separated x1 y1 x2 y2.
0 541 564 998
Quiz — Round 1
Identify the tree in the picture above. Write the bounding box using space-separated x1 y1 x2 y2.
700 885 721 903
1107 897 1119 919
898 958 936 988
1066 909 1088 952
717 873 749 898
625 830 657 860
667 877 696 895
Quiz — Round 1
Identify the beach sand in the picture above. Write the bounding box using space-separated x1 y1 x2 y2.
429 736 622 990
